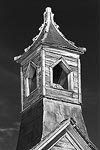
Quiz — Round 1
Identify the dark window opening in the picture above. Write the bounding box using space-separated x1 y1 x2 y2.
53 62 69 90
28 65 37 93
24 64 37 97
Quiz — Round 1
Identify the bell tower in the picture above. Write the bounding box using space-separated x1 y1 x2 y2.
15 7 97 150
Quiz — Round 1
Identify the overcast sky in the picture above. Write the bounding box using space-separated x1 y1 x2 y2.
0 0 99 149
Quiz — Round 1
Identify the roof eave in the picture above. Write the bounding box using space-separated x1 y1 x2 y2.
14 7 87 64
14 42 42 64
42 42 86 55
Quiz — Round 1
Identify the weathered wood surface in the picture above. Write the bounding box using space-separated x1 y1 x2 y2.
43 46 79 59
21 45 42 65
51 136 75 150
21 46 81 110
23 88 40 110
16 100 43 150
45 50 78 67
45 86 79 104
42 98 88 139
21 49 44 110
44 49 80 102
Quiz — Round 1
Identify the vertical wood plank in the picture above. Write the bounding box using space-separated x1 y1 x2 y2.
42 49 46 95
78 58 82 103
20 67 23 111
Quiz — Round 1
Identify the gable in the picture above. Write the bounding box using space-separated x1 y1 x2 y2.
32 119 70 150
31 118 97 150
50 135 76 150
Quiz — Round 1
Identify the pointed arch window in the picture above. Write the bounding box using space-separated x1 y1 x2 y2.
53 62 69 90
52 59 73 91
24 62 37 97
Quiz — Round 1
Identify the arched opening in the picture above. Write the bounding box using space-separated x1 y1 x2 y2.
24 63 37 97
28 65 37 93
53 61 69 90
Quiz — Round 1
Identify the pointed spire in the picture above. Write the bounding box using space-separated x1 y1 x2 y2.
46 7 51 12
43 7 54 32
44 7 51 23
14 7 86 63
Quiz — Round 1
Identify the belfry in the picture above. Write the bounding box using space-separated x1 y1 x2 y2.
14 7 97 150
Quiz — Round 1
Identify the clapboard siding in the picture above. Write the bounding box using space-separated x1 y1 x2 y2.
45 51 79 91
31 52 41 66
45 87 79 103
21 47 80 110
43 47 79 59
42 49 80 104
23 88 41 110
45 55 77 67
21 49 43 110
73 71 79 93
45 51 78 68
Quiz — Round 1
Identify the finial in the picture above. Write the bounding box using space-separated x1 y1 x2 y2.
43 7 53 32
46 7 52 12
43 7 54 32
44 7 52 23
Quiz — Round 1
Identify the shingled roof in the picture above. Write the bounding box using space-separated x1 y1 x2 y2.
14 7 86 63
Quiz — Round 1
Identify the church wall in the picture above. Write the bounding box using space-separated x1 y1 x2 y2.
21 47 44 110
42 97 87 139
43 47 80 104
16 99 43 150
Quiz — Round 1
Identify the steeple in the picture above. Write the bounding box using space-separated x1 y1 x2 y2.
14 7 86 63
43 7 53 31
15 7 97 150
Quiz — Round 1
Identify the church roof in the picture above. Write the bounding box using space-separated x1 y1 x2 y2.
14 7 86 63
31 118 97 150
41 8 85 52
